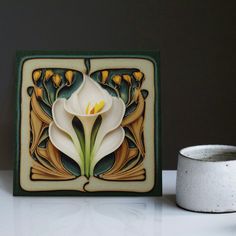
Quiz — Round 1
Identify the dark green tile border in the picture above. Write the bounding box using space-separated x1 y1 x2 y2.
13 51 161 196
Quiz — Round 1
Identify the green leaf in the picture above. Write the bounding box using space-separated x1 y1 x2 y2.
39 100 52 118
72 116 85 155
60 153 81 176
58 71 83 99
99 83 118 97
90 115 102 150
124 101 137 117
89 71 100 83
41 89 51 107
119 80 129 104
124 127 136 148
94 153 115 176
91 68 140 104
27 86 34 96
45 79 56 103
141 89 149 99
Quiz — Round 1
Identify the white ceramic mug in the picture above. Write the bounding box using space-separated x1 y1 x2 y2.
176 145 236 213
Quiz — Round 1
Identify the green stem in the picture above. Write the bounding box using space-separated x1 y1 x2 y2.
43 79 52 105
114 85 121 97
98 82 119 97
55 84 66 99
89 148 96 176
126 85 132 106
41 97 51 107
83 118 95 178
85 134 91 178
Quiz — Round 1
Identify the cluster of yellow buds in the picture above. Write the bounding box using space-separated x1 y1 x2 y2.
65 70 74 86
103 71 144 86
43 70 74 87
33 70 42 83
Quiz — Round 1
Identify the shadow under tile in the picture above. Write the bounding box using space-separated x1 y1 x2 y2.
0 171 13 195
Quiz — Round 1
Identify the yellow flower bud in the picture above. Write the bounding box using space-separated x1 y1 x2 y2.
65 70 74 85
112 75 122 86
133 71 144 81
123 74 132 84
52 74 62 88
33 70 42 83
35 87 43 99
101 70 109 84
44 70 54 80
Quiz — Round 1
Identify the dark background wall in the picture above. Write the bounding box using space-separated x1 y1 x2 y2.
0 0 235 170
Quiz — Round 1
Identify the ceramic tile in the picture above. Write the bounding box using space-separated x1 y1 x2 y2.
14 51 161 196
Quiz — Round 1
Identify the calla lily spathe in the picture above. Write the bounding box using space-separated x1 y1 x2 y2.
49 74 126 177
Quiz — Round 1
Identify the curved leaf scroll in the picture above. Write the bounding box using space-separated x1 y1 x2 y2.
90 69 147 181
29 69 83 180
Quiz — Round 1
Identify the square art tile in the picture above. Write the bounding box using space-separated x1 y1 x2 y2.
14 51 161 196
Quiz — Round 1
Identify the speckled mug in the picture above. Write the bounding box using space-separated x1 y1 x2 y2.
176 145 236 213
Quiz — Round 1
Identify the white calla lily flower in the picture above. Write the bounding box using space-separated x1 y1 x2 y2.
48 74 126 177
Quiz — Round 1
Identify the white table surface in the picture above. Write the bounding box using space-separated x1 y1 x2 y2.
0 171 235 236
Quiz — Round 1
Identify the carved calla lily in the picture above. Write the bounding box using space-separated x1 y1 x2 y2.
49 74 126 177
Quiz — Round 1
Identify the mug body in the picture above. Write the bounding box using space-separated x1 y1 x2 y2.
176 145 236 213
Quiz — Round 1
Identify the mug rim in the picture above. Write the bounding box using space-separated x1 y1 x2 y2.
179 144 236 163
